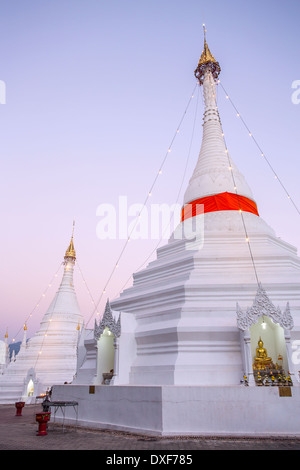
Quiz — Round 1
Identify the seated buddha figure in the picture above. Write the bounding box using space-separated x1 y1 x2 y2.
253 337 273 370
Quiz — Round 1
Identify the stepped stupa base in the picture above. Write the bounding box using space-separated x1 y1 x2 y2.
52 383 300 437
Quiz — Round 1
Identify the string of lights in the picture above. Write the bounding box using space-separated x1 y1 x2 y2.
85 84 198 327
221 117 260 286
10 262 63 343
31 259 82 369
8 76 298 343
206 75 261 286
219 81 300 216
32 283 61 369
113 84 201 298
76 260 99 317
31 259 95 363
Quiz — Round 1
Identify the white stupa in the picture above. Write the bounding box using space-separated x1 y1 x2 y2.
53 32 300 436
0 332 9 374
0 234 84 403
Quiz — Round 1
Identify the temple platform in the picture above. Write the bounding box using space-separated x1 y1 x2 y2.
51 383 300 437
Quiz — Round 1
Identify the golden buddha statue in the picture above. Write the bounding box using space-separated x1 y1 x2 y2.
253 337 273 370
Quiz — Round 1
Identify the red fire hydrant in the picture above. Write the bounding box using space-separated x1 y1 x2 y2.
35 412 51 436
15 401 25 416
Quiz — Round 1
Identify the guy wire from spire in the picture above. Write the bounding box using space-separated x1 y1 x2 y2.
10 262 63 343
221 123 260 286
219 81 300 217
33 244 82 369
113 84 201 298
194 29 261 288
32 271 62 371
76 260 98 315
85 84 198 327
113 84 200 299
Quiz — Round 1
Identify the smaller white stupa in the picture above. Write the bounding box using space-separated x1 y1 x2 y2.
0 232 84 404
0 332 9 374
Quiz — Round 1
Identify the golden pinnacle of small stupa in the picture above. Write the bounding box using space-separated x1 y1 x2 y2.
64 220 76 261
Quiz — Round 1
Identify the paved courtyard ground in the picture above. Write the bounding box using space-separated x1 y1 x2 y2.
1 404 300 453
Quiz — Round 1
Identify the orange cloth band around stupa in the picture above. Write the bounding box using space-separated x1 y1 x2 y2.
181 192 259 221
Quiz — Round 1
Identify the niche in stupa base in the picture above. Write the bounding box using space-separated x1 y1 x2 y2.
96 327 115 385
250 317 292 386
27 379 34 397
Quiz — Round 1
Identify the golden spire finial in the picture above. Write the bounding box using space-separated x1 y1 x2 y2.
4 329 8 339
64 220 76 261
24 322 27 331
203 23 207 41
194 25 221 85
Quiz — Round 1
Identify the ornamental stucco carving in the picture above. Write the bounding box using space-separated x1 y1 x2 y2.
94 300 121 341
237 283 294 331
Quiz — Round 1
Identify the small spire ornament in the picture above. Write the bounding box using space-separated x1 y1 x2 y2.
64 220 76 262
194 24 221 85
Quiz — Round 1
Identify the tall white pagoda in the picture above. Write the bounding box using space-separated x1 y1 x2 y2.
53 32 300 436
0 235 84 404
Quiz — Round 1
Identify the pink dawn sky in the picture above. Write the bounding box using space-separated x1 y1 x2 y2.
0 0 299 341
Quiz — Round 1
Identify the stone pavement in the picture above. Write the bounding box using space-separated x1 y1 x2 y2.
1 404 300 452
